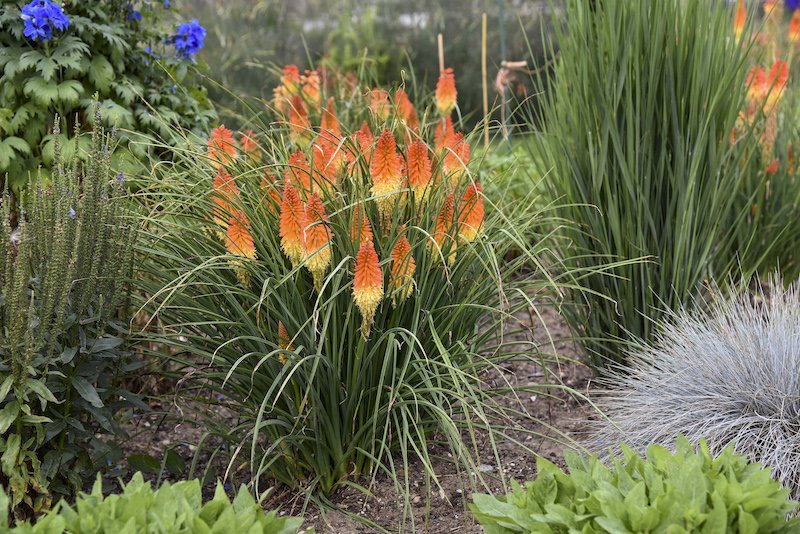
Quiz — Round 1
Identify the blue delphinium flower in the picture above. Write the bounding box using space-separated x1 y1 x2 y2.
127 4 142 21
20 0 69 42
164 0 170 6
170 19 206 59
787 0 800 10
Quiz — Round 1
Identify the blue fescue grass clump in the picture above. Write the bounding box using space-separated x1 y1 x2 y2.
591 274 800 498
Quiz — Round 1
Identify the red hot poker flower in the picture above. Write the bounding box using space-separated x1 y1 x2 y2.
289 94 312 150
284 150 312 196
212 167 239 235
433 192 456 264
436 68 457 117
390 235 415 307
279 182 306 267
407 140 433 205
443 132 471 189
225 211 256 285
351 204 374 247
733 0 746 38
434 116 456 153
370 129 404 229
303 192 332 290
458 182 484 243
353 239 383 338
208 125 237 168
370 88 391 122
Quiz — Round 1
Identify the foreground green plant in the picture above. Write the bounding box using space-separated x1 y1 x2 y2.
471 435 800 534
0 107 141 522
526 0 766 371
136 65 580 527
0 472 311 533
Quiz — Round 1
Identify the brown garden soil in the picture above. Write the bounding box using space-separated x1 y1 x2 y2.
119 305 598 533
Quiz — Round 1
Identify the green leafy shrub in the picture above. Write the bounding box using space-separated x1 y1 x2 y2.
591 274 800 500
0 0 217 193
471 436 800 534
0 107 142 522
524 0 767 371
135 64 576 519
0 472 311 533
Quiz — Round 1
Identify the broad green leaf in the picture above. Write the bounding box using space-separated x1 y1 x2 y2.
57 80 84 106
25 378 58 405
88 55 114 92
0 375 13 404
165 448 186 475
18 50 45 72
0 401 20 434
1 434 21 475
127 454 160 473
89 335 125 354
23 77 58 106
72 376 104 408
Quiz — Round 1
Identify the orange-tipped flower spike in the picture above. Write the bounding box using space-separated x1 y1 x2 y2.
303 192 332 290
764 59 789 113
262 170 282 215
208 125 237 168
766 159 780 175
284 150 312 197
347 121 374 173
353 239 383 338
351 204 374 247
407 141 433 206
370 129 404 230
279 182 306 267
434 116 456 153
432 193 456 264
320 97 341 143
370 88 391 122
390 235 415 307
436 68 457 117
225 211 256 285
395 89 419 130
280 65 301 96
311 142 339 198
212 167 239 238
277 321 292 363
746 65 768 117
443 133 471 189
301 70 322 110
289 94 312 151
458 182 484 243
790 10 800 44
733 0 746 39
240 129 258 154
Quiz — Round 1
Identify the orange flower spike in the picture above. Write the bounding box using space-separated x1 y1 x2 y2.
240 129 258 154
280 65 301 96
765 60 789 113
790 10 800 44
746 66 768 113
353 239 384 338
311 142 335 198
351 204 374 247
407 140 433 205
370 88 391 122
212 167 239 235
433 193 456 264
347 121 374 172
390 236 415 307
225 211 256 285
436 68 458 117
443 133 471 189
289 94 312 151
733 0 746 39
284 150 312 195
279 182 306 267
320 97 341 142
277 321 292 363
395 89 419 130
766 159 780 175
434 116 456 152
301 70 322 109
208 125 237 168
370 129 404 230
303 192 332 290
458 182 485 243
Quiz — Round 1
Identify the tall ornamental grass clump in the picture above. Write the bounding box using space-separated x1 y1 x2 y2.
525 0 767 371
591 274 800 500
136 66 576 511
0 107 141 522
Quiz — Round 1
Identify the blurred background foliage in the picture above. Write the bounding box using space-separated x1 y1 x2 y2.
176 0 555 130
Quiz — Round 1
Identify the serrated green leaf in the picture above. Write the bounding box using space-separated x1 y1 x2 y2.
23 77 58 106
18 50 45 72
36 56 58 82
72 376 104 408
0 108 13 135
57 80 84 106
88 55 114 92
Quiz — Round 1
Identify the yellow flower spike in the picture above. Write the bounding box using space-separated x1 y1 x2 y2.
279 182 306 267
458 181 485 243
225 211 256 285
390 235 415 307
733 0 746 39
208 125 237 168
353 239 383 338
303 192 332 291
369 129 404 231
436 68 457 117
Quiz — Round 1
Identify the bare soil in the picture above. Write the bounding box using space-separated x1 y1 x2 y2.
119 305 597 533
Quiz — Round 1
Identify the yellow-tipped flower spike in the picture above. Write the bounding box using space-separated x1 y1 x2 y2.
390 235 415 307
369 129 404 231
435 68 457 117
279 182 306 267
303 192 332 291
407 140 433 206
225 211 256 285
458 182 485 243
353 239 383 338
733 0 746 39
351 204 374 247
443 132 471 190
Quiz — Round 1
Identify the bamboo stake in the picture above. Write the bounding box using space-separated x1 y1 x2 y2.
482 13 489 150
437 33 444 72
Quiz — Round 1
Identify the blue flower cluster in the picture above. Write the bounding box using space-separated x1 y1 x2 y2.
20 0 69 42
787 0 800 10
170 19 205 59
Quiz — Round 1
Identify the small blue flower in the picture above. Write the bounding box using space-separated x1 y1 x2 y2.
171 84 177 93
68 207 75 219
127 3 141 21
787 0 800 9
20 0 70 42
170 19 206 59
164 0 170 6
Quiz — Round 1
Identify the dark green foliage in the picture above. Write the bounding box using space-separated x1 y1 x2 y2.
471 436 800 534
0 107 142 522
0 472 311 533
525 0 764 371
0 0 217 193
